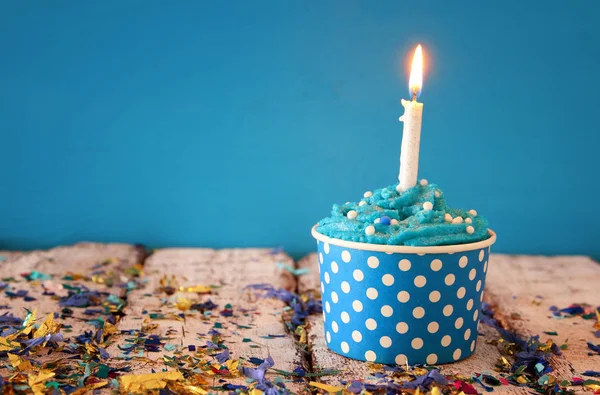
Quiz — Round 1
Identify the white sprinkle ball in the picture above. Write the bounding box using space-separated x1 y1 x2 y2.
444 214 452 223
347 210 358 220
468 209 478 217
359 201 367 206
452 217 464 224
374 218 381 224
419 179 429 186
466 226 475 234
465 217 472 224
364 191 373 198
422 202 433 211
365 226 376 236
434 190 441 198
390 219 400 225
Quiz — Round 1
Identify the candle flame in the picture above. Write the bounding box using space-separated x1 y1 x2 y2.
409 45 423 100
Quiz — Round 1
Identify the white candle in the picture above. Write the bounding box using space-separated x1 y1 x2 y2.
398 45 424 192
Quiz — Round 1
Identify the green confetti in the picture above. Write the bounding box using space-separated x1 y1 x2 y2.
164 344 177 351
97 364 110 378
242 338 252 343
543 331 558 336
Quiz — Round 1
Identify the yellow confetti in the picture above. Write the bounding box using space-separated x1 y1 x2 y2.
431 387 442 395
176 298 193 311
250 389 264 395
179 285 212 294
21 309 37 335
516 375 529 384
8 353 32 372
103 321 117 337
33 313 61 338
120 371 184 392
28 370 55 395
310 381 344 393
0 336 19 352
168 382 208 395
69 381 108 395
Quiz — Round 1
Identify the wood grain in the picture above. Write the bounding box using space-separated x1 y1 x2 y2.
298 253 599 394
109 247 307 393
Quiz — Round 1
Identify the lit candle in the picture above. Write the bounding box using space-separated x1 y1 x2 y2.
398 45 424 192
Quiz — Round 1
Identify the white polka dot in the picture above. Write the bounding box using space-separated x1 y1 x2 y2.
365 225 375 236
473 310 479 321
453 348 462 360
321 282 324 293
423 201 433 211
457 287 466 299
459 256 468 268
367 256 380 269
341 341 349 353
396 322 409 334
441 335 452 347
322 311 326 322
366 288 378 300
397 291 410 303
324 272 330 284
353 269 364 282
443 305 454 316
382 274 395 286
341 250 351 263
445 273 455 286
399 259 411 271
332 321 339 333
414 275 427 287
479 250 485 262
480 291 484 302
319 253 323 264
341 281 351 293
341 311 350 323
469 268 476 281
365 318 377 330
365 350 376 362
380 336 392 348
476 280 482 292
411 338 423 350
352 330 362 342
470 340 476 352
430 259 443 271
331 291 339 303
352 300 363 312
455 317 464 329
484 260 488 272
326 331 331 343
381 305 394 317
395 354 408 364
427 322 439 333
464 328 471 340
412 307 425 319
426 353 438 364
325 301 331 313
324 243 330 254
466 299 474 310
429 291 441 303
331 261 339 274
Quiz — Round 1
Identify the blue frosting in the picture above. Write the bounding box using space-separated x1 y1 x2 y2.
316 182 490 246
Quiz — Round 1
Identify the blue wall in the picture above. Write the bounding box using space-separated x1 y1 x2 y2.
1 1 599 258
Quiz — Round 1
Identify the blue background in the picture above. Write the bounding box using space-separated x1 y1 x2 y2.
1 1 599 259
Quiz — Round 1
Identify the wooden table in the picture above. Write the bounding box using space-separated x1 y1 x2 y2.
0 244 598 394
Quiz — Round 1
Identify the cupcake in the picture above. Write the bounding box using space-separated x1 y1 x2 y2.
311 181 495 365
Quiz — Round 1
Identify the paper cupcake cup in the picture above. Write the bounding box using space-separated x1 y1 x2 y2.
311 226 496 365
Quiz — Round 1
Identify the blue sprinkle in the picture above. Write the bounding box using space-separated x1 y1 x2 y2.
188 345 196 352
380 216 391 225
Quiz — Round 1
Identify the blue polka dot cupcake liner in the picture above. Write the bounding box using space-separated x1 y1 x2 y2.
312 227 496 365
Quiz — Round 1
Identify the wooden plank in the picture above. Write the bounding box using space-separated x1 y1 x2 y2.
297 253 599 394
108 248 306 393
484 255 600 382
0 243 144 379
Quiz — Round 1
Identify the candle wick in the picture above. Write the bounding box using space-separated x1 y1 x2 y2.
412 90 417 101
